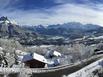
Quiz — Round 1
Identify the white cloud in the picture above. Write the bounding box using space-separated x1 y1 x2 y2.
0 0 10 9
0 0 19 9
1 3 103 26
48 4 102 25
54 0 92 4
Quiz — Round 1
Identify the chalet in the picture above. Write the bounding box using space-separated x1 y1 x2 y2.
45 50 62 59
22 53 53 68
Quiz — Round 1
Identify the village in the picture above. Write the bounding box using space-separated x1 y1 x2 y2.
0 38 102 77
0 45 76 69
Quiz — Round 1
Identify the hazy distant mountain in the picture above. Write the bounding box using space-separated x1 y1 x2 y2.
23 22 103 39
48 22 101 30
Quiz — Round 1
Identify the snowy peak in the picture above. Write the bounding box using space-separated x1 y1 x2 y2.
0 16 10 24
0 16 8 21
0 16 17 25
0 16 37 40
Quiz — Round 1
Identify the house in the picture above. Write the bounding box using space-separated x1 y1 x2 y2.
22 51 62 68
53 51 62 57
45 50 62 59
22 53 53 68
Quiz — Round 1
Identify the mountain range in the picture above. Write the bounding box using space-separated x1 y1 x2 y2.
0 16 103 45
23 22 103 39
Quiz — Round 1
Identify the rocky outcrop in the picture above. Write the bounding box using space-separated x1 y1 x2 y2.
0 16 37 38
0 16 38 45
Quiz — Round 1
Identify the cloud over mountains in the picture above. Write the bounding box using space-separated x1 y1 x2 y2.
0 0 103 26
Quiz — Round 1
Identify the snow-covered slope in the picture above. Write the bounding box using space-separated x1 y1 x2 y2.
66 58 103 77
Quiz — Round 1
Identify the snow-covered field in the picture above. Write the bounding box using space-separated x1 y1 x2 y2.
65 58 103 77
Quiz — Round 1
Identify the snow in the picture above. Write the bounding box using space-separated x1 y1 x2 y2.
5 20 10 24
0 21 3 23
11 20 18 25
29 45 54 48
22 52 53 64
33 52 48 63
0 47 3 50
89 36 103 40
40 45 53 48
53 51 61 57
67 58 103 77
15 50 28 55
18 56 24 61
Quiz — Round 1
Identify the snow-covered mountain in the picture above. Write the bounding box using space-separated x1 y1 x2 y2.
23 22 103 39
0 16 37 45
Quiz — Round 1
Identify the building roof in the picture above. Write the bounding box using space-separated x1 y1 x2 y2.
53 51 61 57
22 53 52 64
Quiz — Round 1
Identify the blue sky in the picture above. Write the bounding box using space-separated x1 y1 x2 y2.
0 0 103 26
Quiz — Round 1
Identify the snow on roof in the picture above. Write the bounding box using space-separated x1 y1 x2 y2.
16 50 28 55
40 45 53 48
53 51 61 57
22 53 52 64
0 47 3 51
33 53 48 63
18 56 24 61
